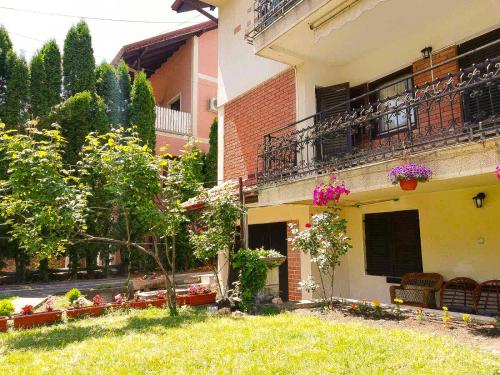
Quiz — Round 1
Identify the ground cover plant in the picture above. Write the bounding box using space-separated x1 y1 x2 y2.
0 308 498 374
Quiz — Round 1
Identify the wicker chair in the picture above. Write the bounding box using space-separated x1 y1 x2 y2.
474 280 500 316
440 277 478 313
389 272 444 308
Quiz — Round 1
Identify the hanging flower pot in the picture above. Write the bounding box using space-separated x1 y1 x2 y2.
399 180 418 191
389 163 432 191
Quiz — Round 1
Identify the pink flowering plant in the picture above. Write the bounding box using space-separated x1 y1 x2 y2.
92 295 103 306
496 166 500 181
114 294 124 304
187 284 210 295
388 163 432 184
289 177 351 308
45 295 56 312
313 176 350 206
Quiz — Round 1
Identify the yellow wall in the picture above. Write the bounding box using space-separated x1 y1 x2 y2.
343 184 500 303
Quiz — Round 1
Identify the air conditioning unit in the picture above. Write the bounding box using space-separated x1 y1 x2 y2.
208 97 218 112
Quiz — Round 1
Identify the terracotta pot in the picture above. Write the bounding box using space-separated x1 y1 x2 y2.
106 302 125 310
66 305 106 319
127 300 149 309
13 310 62 329
186 292 217 306
176 294 189 306
399 180 418 191
0 317 8 332
149 299 166 308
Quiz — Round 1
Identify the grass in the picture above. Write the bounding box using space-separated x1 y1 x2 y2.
0 308 498 374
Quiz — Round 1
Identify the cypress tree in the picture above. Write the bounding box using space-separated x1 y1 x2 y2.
4 52 30 128
29 51 48 118
116 59 131 127
45 91 109 166
0 25 13 118
129 71 156 150
41 40 62 109
96 62 120 126
205 117 218 187
63 21 95 98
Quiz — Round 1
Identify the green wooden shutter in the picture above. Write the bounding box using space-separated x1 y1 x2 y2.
364 213 391 276
391 210 423 277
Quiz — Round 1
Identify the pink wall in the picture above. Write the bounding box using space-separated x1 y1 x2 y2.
149 39 192 112
156 132 209 156
196 28 218 141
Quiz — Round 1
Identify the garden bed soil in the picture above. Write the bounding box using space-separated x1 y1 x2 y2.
294 306 500 355
13 310 62 329
66 305 106 319
0 317 8 332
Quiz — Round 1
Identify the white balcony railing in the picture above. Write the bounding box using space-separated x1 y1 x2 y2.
155 106 192 135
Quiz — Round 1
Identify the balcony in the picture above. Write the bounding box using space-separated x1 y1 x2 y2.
155 106 192 135
257 55 500 185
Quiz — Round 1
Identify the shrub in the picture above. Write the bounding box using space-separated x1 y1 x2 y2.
0 300 15 317
66 288 82 304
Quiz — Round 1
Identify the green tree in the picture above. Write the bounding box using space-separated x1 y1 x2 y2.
63 21 95 98
116 60 131 127
41 40 62 110
45 91 109 166
96 62 120 126
4 52 29 128
0 25 13 118
30 51 48 118
204 117 218 187
129 71 155 150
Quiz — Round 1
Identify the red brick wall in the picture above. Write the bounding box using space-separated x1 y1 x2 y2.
223 69 296 180
287 221 302 301
412 45 463 134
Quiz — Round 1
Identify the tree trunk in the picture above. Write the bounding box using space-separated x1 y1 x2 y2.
85 253 94 278
14 251 28 283
39 258 49 282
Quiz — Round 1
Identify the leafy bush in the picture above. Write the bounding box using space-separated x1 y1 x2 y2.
65 288 82 304
232 248 271 311
0 300 15 317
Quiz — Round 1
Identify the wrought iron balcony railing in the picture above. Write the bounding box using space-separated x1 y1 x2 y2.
257 51 500 185
247 0 303 44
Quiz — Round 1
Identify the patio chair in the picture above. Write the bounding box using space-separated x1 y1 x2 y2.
389 272 444 308
439 277 478 313
473 280 500 316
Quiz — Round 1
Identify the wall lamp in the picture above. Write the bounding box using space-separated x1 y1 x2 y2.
472 192 486 208
421 46 432 59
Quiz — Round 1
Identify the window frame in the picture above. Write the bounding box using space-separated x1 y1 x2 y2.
167 93 182 111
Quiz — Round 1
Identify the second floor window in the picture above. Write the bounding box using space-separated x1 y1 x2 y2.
377 76 415 134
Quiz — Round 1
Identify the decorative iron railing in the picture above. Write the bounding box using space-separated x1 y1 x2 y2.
257 53 500 185
155 106 192 135
247 0 303 44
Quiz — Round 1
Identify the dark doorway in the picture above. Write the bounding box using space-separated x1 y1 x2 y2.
248 222 289 301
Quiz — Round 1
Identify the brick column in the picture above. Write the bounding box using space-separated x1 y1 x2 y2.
287 220 302 301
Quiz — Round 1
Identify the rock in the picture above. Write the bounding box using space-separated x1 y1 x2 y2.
232 310 245 317
272 297 283 305
218 307 231 315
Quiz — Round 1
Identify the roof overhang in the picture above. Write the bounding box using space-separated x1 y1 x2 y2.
171 0 218 23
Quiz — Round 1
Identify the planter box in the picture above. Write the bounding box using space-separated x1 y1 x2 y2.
106 303 125 310
66 305 106 319
188 292 216 306
13 310 62 329
0 317 8 332
128 299 166 309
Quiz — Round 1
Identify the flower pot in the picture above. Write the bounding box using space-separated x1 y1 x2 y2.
149 299 166 308
66 305 106 319
13 310 62 329
399 180 418 191
106 302 125 310
176 294 189 306
0 317 8 332
186 292 217 306
127 300 149 309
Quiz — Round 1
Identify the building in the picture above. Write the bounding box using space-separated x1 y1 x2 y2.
113 20 218 155
174 0 500 305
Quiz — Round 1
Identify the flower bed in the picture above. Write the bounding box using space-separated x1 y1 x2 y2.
13 310 62 329
0 317 8 332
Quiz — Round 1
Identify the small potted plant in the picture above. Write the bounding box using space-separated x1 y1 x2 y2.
0 300 15 332
67 294 106 319
13 297 62 329
388 163 432 191
184 285 216 306
107 293 125 310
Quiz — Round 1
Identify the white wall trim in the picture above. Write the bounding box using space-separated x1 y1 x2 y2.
191 36 199 137
166 93 182 109
198 72 218 83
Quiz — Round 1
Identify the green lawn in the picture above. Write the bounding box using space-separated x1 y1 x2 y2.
0 308 498 374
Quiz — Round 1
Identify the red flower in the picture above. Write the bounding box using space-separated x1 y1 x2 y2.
305 223 312 228
21 305 33 315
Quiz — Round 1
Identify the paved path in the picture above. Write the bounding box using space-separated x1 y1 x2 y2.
0 271 213 298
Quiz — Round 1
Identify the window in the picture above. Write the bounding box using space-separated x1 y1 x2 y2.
168 95 181 111
364 210 423 277
376 76 415 133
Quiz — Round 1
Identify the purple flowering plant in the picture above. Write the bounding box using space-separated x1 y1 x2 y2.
388 163 432 184
313 176 350 206
496 166 500 181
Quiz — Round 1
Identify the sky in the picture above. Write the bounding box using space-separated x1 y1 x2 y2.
0 0 217 62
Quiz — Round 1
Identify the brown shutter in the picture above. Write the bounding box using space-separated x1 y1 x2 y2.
315 83 350 162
